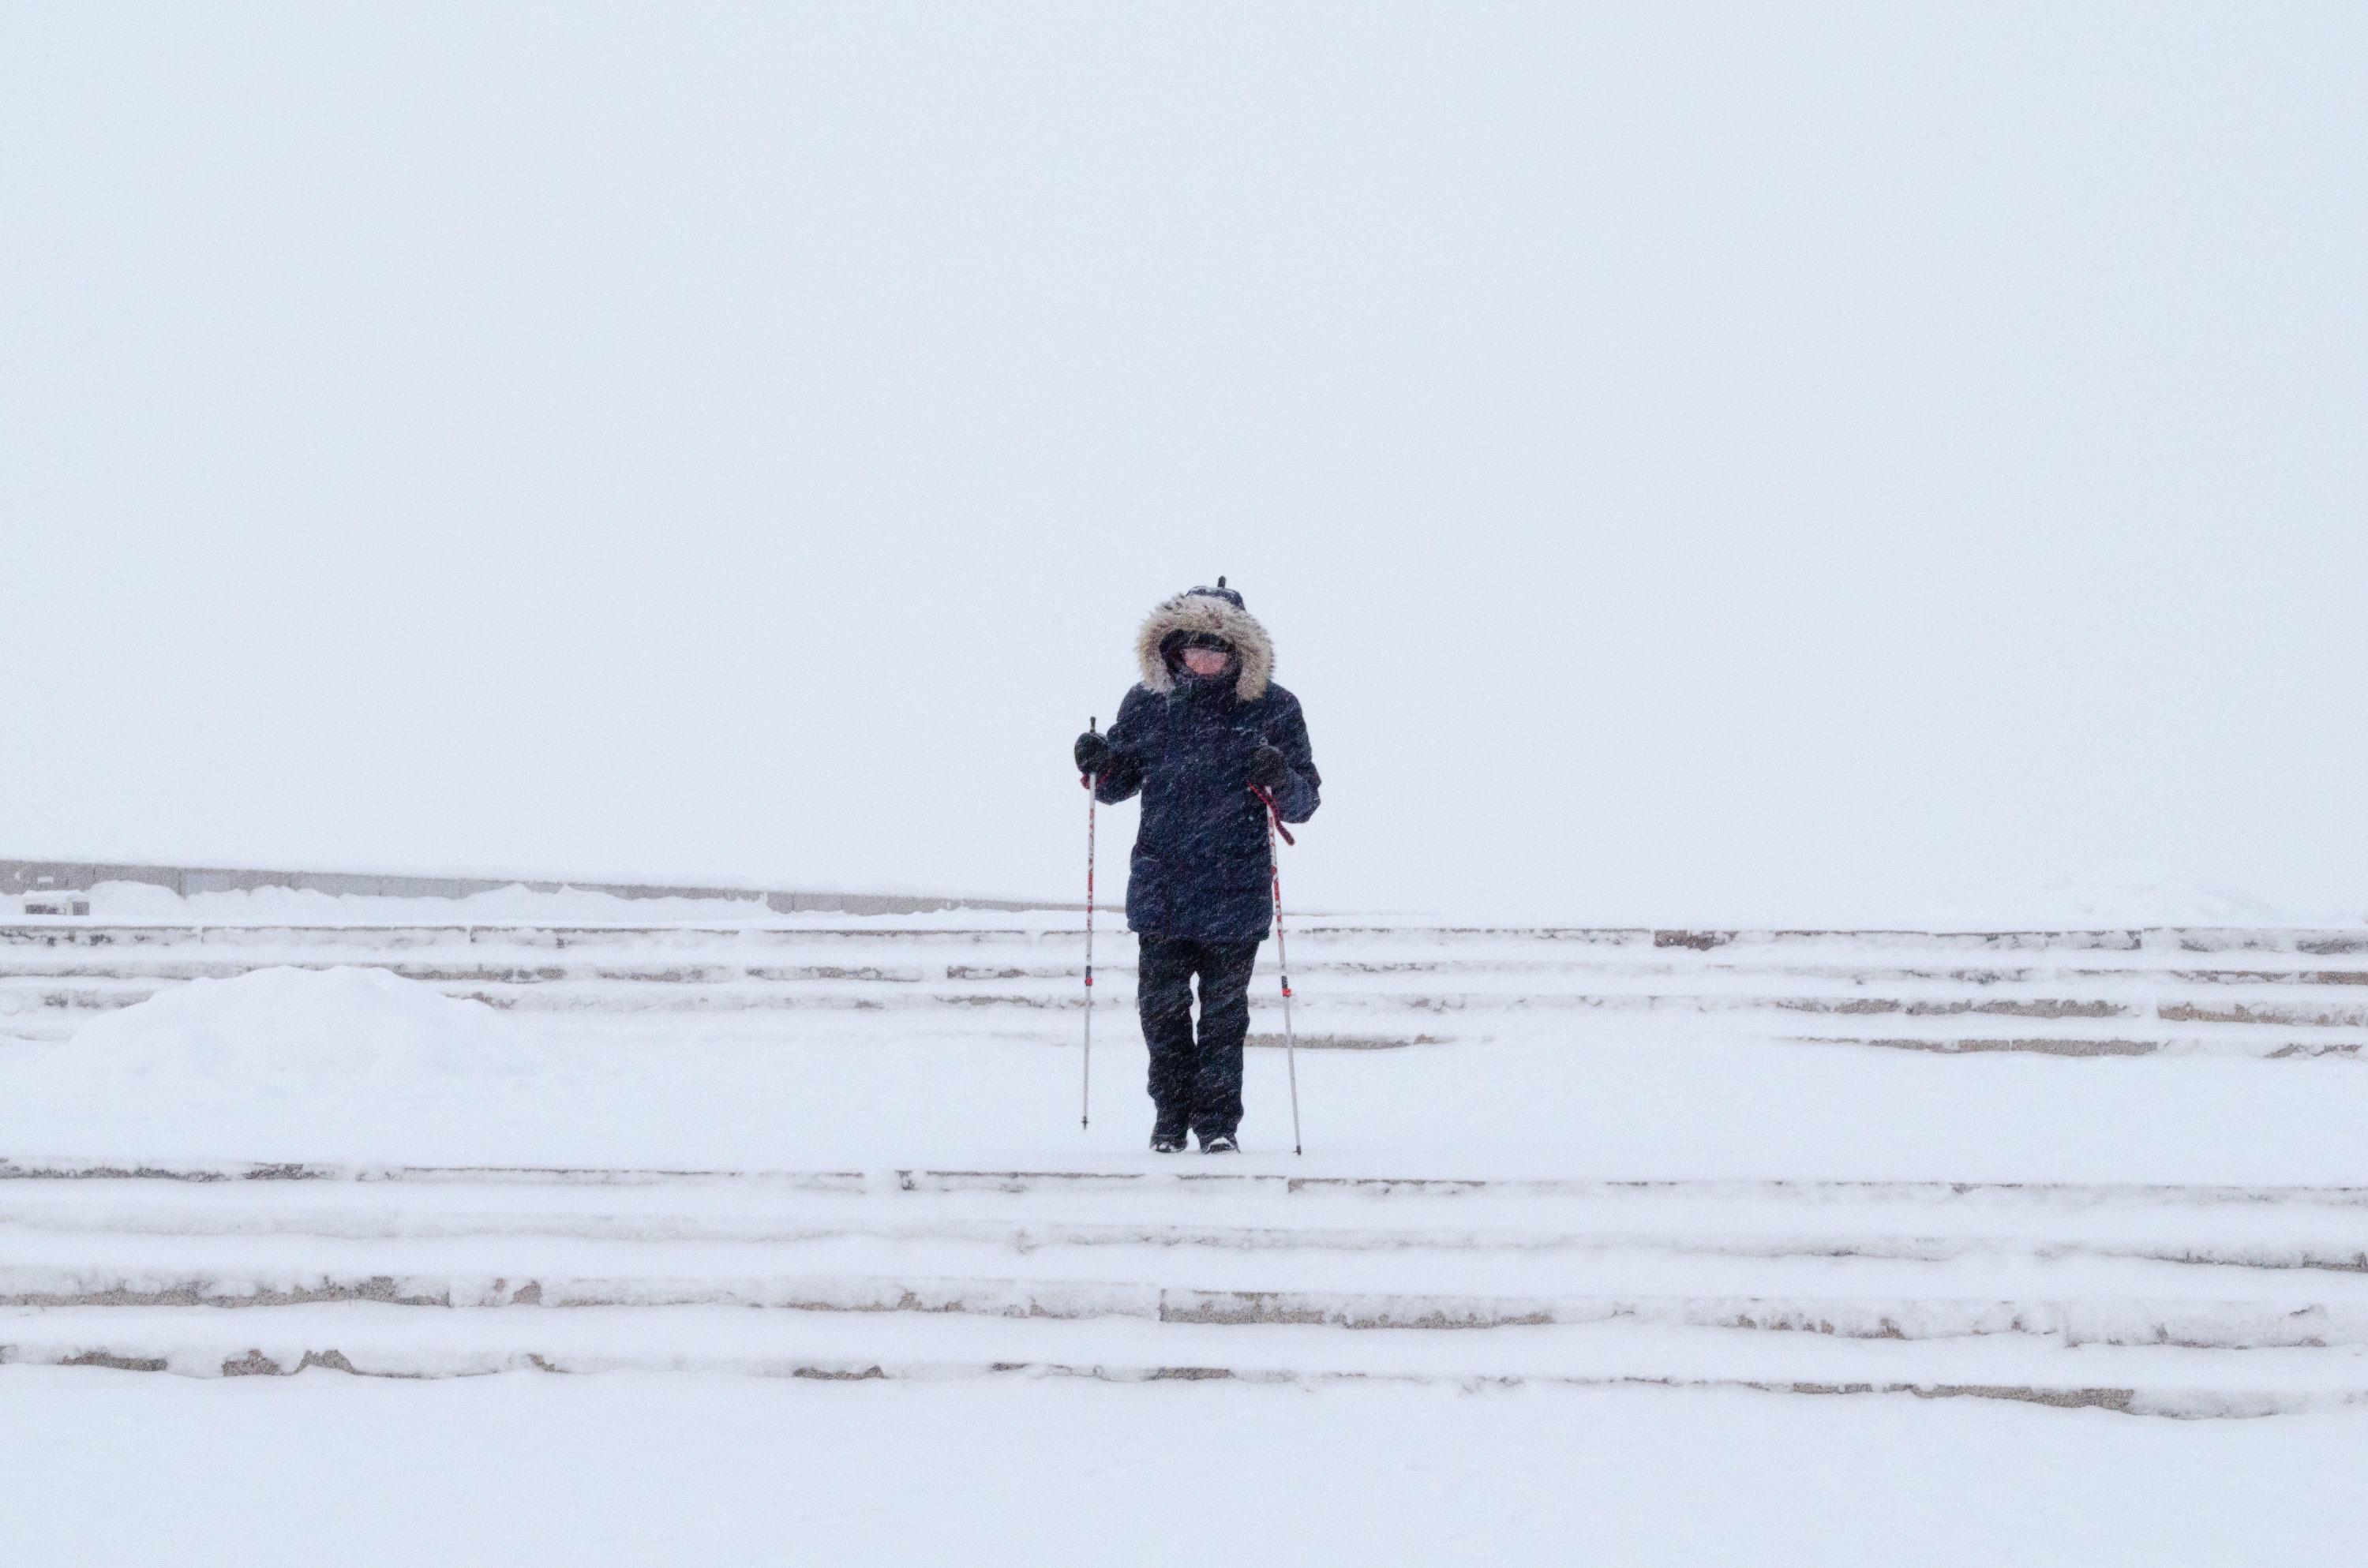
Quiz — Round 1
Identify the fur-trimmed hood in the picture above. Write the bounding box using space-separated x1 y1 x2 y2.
1134 586 1275 703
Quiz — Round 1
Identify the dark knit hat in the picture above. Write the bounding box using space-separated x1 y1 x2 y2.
1185 576 1246 612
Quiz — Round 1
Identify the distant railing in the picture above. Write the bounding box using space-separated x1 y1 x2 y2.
0 859 1077 916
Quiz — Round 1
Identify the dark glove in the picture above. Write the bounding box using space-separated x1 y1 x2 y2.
1074 730 1113 776
1246 743 1290 790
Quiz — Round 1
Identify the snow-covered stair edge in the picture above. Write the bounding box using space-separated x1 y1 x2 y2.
7 1338 2313 1420
4 920 2363 945
9 1348 2344 1422
11 1157 2368 1204
8 1303 2367 1419
9 1268 2368 1349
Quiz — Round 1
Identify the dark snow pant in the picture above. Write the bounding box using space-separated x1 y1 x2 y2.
1137 934 1263 1143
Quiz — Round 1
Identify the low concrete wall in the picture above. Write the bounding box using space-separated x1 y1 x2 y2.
0 860 1076 916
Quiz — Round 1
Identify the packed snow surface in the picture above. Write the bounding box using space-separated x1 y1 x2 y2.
6 1371 2367 1566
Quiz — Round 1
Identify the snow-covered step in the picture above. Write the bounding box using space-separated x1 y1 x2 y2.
10 982 2368 1064
13 1263 2368 1350
1823 1038 2368 1061
18 1214 2368 1277
9 1158 2368 1413
13 1213 2368 1280
6 920 2365 953
17 1156 2368 1210
9 1300 2367 1418
5 920 2363 1022
12 949 2368 994
15 1182 2368 1294
21 978 2367 1014
6 920 2362 985
9 1163 2368 1380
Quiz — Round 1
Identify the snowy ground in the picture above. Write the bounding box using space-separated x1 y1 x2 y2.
9 901 2368 1559
7 1370 2367 1566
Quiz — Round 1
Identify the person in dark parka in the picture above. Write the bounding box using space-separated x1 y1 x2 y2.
1073 582 1321 1153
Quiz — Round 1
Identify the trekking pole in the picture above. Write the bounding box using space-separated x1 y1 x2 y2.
1080 719 1097 1131
1250 782 1303 1156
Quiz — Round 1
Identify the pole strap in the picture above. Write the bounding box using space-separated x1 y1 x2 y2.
1247 783 1295 844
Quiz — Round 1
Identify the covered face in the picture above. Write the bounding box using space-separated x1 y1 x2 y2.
1134 586 1274 702
1168 631 1238 679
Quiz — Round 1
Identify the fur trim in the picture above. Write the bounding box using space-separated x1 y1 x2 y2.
1135 590 1275 702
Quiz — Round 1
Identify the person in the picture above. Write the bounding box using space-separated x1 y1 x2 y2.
1073 581 1321 1153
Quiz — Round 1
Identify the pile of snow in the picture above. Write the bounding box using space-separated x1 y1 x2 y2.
2 967 585 1162
45 967 538 1101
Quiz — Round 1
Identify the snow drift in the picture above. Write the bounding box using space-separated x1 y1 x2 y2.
21 967 539 1125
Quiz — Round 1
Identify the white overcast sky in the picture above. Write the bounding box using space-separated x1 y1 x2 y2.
3 4 2362 922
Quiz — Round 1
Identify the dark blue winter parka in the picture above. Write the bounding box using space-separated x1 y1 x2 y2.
1094 586 1321 941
